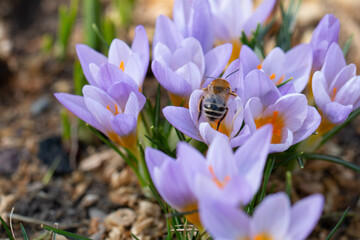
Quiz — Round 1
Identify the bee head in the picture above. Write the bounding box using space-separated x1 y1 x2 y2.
210 79 231 94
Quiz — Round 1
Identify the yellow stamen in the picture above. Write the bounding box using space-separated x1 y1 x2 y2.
254 233 273 240
257 64 262 70
276 75 285 85
106 103 120 115
331 87 337 101
254 111 284 144
119 60 125 71
208 165 230 189
269 73 276 80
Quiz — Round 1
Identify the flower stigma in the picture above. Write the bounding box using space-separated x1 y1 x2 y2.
106 103 120 115
119 60 125 71
331 87 337 101
254 111 284 144
208 165 230 188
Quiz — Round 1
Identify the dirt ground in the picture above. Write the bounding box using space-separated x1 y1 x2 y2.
0 0 360 239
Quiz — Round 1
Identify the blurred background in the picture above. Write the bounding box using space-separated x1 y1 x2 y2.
0 0 360 239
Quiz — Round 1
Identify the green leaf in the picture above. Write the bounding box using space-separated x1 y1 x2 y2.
0 216 14 240
342 34 353 57
83 0 101 50
303 153 360 172
20 223 29 240
92 23 110 49
285 171 292 198
131 233 140 240
326 207 350 240
42 225 91 240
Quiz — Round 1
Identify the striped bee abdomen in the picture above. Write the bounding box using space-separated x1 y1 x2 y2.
203 94 227 122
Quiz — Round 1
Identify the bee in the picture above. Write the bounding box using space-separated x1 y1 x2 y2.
197 79 237 130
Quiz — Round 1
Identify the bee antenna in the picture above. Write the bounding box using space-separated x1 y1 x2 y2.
205 76 217 80
225 69 239 79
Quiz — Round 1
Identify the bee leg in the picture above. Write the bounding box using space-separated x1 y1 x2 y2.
216 107 228 131
197 95 204 122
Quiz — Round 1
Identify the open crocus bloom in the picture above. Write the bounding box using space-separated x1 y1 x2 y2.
310 14 339 72
163 60 249 147
76 25 149 90
244 70 321 152
199 192 324 240
312 43 360 129
54 68 146 150
145 125 272 228
240 44 313 93
152 15 232 106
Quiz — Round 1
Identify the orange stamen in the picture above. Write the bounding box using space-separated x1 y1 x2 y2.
276 75 285 85
254 111 284 144
106 103 120 115
254 233 273 240
208 165 230 188
269 73 276 80
119 60 125 71
257 64 262 70
331 87 337 101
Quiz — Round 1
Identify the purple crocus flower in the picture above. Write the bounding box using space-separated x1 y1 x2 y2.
55 63 146 150
145 125 272 228
310 14 340 71
162 60 250 147
152 32 232 106
240 44 313 93
199 192 324 240
244 69 321 152
312 43 360 129
76 25 149 90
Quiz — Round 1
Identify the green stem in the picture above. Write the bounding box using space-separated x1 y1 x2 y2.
303 153 360 172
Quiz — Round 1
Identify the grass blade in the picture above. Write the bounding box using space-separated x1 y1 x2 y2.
20 223 29 240
42 225 91 240
303 153 360 172
325 207 350 240
0 216 15 240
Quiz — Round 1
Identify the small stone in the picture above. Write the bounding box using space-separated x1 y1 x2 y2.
30 96 50 115
89 208 107 221
80 194 99 208
131 218 153 236
138 201 161 218
105 208 136 229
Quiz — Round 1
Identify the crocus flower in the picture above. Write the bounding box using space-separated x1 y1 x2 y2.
199 192 324 240
76 25 149 90
162 60 250 147
55 64 146 151
312 43 360 132
208 0 276 62
152 32 232 106
244 69 321 152
310 14 340 72
240 44 313 93
145 125 272 228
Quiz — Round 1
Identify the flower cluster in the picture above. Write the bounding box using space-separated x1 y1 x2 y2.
54 0 360 238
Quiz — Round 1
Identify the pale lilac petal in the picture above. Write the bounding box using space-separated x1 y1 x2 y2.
163 106 202 141
204 43 232 81
310 14 340 71
189 90 205 124
188 0 214 52
108 39 132 67
288 194 324 240
269 128 293 153
292 106 321 144
235 124 272 194
278 82 296 95
240 45 260 75
312 71 331 109
285 44 313 92
335 76 360 106
54 93 105 133
324 101 352 124
173 0 191 36
251 192 290 239
89 63 100 83
229 125 251 147
96 63 132 91
244 69 281 105
153 42 172 66
131 25 150 72
199 198 250 239
152 60 192 96
153 15 183 53
83 85 118 112
76 44 107 86
107 82 146 111
243 0 276 35
154 160 197 210
262 47 286 83
83 97 113 133
329 64 357 92
223 59 244 99
145 147 175 181
264 93 307 131
110 114 137 136
125 52 145 88
124 92 140 117
207 136 237 179
321 43 346 84
223 97 244 138
174 62 202 91
199 122 227 145
244 97 264 133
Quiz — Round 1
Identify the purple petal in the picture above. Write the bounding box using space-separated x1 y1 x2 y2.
131 25 150 72
224 97 244 138
288 194 324 240
239 45 260 76
153 15 183 53
244 97 264 133
269 128 293 153
223 59 245 99
321 43 346 84
324 101 352 124
199 122 227 145
96 63 129 91
252 192 290 239
243 0 276 35
292 106 321 144
229 125 251 147
329 64 356 92
110 114 137 136
234 124 272 195
153 42 172 66
163 106 202 141
76 44 107 86
124 52 145 88
204 43 232 81
173 0 191 37
262 47 286 84
199 198 250 239
312 71 331 110
335 76 360 106
174 62 202 91
107 82 146 111
54 93 105 133
124 92 140 117
188 89 205 124
83 97 113 133
145 147 175 181
108 39 132 67
152 60 192 96
285 44 313 92
188 0 214 52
